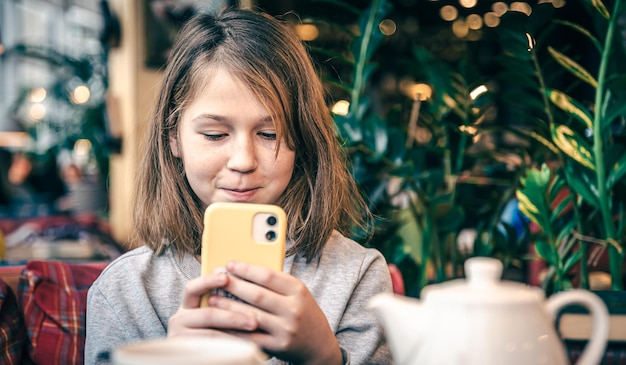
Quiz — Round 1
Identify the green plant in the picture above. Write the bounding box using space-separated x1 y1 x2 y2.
4 44 113 201
508 0 626 292
308 0 528 296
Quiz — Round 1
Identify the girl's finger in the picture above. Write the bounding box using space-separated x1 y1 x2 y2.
169 307 258 332
225 261 296 296
168 327 243 340
180 273 229 309
225 330 276 350
207 294 280 332
220 273 287 314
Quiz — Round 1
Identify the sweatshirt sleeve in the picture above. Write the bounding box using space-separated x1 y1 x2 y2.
84 281 127 365
335 249 394 364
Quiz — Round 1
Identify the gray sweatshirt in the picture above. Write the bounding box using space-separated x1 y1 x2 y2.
84 231 393 364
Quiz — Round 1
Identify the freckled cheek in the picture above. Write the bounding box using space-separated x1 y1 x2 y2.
266 152 294 173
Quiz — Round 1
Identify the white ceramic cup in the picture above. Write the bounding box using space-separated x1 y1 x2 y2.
112 336 266 365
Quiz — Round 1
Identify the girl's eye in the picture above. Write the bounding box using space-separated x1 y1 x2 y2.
203 133 227 141
259 132 277 140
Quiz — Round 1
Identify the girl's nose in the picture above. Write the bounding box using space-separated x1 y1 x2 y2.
226 137 258 173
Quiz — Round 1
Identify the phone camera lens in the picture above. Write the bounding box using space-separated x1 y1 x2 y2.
267 216 277 226
265 231 276 241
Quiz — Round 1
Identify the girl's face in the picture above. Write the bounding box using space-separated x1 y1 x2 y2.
171 68 295 207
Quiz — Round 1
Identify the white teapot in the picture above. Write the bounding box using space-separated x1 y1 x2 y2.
369 257 609 365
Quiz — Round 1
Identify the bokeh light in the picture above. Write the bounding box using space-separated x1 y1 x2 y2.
400 81 432 101
331 100 350 116
71 85 91 104
440 5 459 21
484 12 500 27
379 19 397 36
74 139 93 157
29 87 47 103
467 14 483 30
470 85 488 100
295 23 319 41
29 103 46 120
492 2 508 16
526 33 536 51
510 2 532 15
459 0 478 8
452 19 469 38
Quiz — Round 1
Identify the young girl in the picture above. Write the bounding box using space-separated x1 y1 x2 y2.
85 8 393 365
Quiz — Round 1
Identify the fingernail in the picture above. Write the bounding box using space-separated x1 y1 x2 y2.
245 317 257 330
226 261 236 271
209 296 219 306
216 273 227 284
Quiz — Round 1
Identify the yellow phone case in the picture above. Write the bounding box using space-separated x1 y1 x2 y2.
200 202 287 306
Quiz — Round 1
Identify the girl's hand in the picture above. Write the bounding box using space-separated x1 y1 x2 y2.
208 261 343 365
167 272 259 338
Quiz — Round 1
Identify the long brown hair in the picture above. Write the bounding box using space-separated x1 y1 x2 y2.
132 8 370 261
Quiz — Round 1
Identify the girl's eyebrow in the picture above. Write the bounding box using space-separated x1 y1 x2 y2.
192 114 276 124
191 113 226 123
260 115 275 124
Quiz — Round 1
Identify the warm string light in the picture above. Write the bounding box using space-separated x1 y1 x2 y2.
295 23 319 41
71 85 91 104
437 0 566 38
331 100 350 116
379 19 397 36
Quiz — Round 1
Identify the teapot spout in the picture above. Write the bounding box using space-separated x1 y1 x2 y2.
369 293 423 364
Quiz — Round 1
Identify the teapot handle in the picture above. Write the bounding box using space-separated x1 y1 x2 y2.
545 289 610 365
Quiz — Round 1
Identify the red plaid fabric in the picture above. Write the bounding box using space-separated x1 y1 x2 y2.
0 279 27 365
17 261 105 365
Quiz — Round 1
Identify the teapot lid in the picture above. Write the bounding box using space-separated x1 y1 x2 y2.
421 257 544 305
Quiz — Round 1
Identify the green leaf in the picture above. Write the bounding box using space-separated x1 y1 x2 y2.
334 114 362 142
547 46 598 88
555 218 578 251
607 152 626 188
547 89 594 129
355 95 371 121
535 240 558 267
511 126 559 154
547 173 567 203
562 278 575 290
550 192 573 224
350 0 392 60
395 207 423 265
362 114 388 157
590 0 611 19
603 75 626 128
550 124 595 170
517 164 552 232
385 127 407 165
563 249 583 273
347 0 391 118
553 20 602 52
562 161 600 209
361 63 378 91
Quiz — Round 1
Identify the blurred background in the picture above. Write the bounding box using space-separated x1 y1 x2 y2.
1 0 623 295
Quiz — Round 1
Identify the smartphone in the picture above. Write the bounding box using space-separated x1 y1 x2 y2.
200 202 287 307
